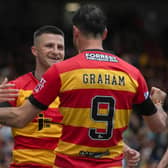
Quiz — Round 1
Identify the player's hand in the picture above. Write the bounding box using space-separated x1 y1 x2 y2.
124 147 140 168
0 77 19 102
150 87 167 105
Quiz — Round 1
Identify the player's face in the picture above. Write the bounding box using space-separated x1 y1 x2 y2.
33 33 65 69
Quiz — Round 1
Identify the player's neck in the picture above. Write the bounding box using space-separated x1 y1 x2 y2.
78 39 103 53
76 33 104 53
34 68 45 81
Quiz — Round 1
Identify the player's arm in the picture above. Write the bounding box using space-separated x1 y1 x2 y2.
133 98 167 133
0 77 19 102
157 148 168 168
123 143 140 168
0 65 59 128
133 72 167 132
142 87 167 132
0 100 42 128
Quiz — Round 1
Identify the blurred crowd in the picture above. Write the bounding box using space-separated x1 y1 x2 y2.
0 9 168 168
110 11 168 168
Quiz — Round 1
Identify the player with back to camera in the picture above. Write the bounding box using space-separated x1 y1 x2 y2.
27 4 167 167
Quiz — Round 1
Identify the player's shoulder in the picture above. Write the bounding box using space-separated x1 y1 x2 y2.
118 58 144 81
9 72 36 89
120 58 140 71
82 49 140 72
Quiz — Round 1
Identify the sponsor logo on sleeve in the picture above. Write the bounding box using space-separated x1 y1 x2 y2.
34 78 46 93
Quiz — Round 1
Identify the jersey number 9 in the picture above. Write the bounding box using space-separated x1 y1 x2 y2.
89 96 115 140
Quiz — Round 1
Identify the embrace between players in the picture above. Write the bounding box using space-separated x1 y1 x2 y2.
0 4 168 168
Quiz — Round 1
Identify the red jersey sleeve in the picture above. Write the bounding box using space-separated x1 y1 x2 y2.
133 72 149 104
31 65 61 108
132 72 157 116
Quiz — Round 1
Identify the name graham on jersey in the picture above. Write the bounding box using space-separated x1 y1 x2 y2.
83 73 125 86
85 53 118 62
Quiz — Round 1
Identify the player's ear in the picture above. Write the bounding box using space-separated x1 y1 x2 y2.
31 46 38 57
73 25 80 39
102 27 108 40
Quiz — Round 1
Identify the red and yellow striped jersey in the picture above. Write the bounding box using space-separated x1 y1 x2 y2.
8 72 62 168
30 50 149 168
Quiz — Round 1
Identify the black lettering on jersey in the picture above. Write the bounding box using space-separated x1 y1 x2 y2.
38 113 52 131
118 76 125 85
111 76 117 85
97 74 103 84
82 73 125 86
83 74 88 83
38 113 44 130
90 74 96 84
79 150 110 158
105 74 110 84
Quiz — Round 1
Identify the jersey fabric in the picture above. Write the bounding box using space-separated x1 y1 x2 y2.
29 49 151 168
8 72 62 168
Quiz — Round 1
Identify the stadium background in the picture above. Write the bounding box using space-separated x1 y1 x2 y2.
0 0 168 167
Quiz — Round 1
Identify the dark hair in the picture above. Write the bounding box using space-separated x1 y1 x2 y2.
72 4 106 37
33 25 64 44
